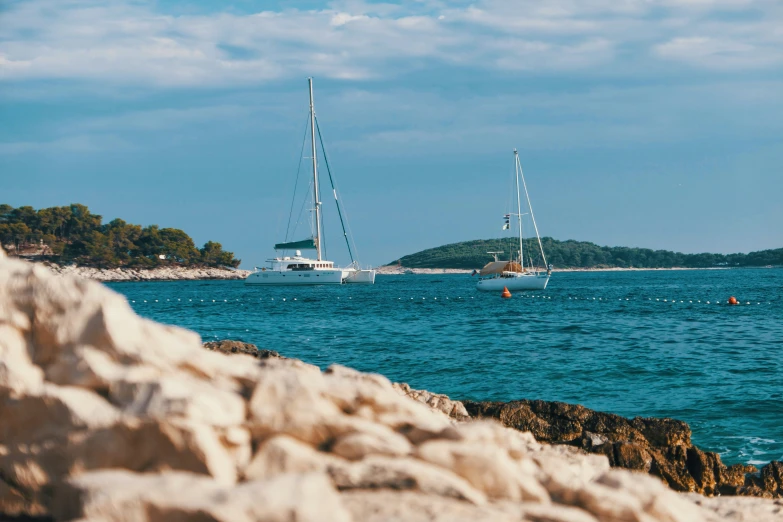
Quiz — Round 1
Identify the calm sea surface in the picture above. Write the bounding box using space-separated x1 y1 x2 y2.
108 269 782 466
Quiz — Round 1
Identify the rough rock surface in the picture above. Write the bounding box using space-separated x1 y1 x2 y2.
43 262 250 281
464 399 783 499
687 494 783 521
202 340 282 359
393 382 470 420
1 251 781 521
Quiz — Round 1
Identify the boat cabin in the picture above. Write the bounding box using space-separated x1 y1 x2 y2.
478 261 526 280
264 251 335 272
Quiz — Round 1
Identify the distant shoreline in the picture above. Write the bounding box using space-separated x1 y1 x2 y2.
20 259 771 281
40 262 250 282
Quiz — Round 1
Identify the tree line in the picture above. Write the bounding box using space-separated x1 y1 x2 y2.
393 237 783 269
0 204 240 269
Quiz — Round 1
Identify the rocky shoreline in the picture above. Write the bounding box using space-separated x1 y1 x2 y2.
41 262 250 281
204 341 783 501
31 261 729 280
2 253 783 521
464 400 782 499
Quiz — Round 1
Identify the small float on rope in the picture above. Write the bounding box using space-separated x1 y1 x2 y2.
728 296 738 305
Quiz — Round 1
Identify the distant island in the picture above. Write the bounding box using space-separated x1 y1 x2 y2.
0 203 240 269
391 238 782 270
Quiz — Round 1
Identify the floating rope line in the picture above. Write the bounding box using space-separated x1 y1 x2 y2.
128 296 770 305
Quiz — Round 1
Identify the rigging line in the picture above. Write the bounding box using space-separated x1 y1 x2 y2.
327 158 361 263
284 113 313 242
321 165 328 261
315 116 355 263
506 158 515 265
289 180 313 251
337 191 361 265
517 156 548 268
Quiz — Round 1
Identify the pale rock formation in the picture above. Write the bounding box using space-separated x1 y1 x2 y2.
687 494 783 522
393 381 470 419
43 262 250 281
1 253 781 521
53 470 351 522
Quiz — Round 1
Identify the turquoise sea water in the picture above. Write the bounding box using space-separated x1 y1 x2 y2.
108 269 782 467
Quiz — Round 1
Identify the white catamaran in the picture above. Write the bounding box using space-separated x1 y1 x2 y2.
476 149 551 292
245 78 375 286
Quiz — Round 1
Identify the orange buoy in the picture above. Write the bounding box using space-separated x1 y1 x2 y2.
728 296 738 305
501 286 512 299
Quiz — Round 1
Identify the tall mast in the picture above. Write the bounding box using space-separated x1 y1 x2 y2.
309 77 322 261
514 149 524 268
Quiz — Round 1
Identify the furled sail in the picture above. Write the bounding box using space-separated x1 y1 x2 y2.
274 238 318 250
479 261 523 276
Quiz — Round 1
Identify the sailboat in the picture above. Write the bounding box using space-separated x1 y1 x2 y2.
476 149 551 292
245 78 375 286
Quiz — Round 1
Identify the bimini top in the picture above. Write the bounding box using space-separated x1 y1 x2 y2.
274 237 318 250
479 261 523 276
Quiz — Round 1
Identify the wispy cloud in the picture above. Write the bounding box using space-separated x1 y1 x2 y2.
654 36 782 69
1 0 779 88
0 134 132 155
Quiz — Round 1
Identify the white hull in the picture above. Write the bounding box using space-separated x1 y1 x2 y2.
342 268 376 284
476 273 549 292
245 269 343 286
249 80 374 289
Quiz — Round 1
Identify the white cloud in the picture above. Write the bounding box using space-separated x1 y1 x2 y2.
654 36 783 69
331 12 370 26
0 0 779 88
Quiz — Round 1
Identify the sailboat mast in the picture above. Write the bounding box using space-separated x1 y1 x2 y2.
308 77 323 261
514 149 524 268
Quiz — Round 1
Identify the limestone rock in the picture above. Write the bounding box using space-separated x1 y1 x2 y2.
332 428 413 460
340 490 520 522
244 434 351 481
247 363 344 446
416 439 549 502
686 493 783 522
327 455 488 505
751 461 783 498
2 253 780 521
0 324 44 395
203 340 268 358
53 470 351 522
0 384 120 445
464 399 782 498
393 382 470 420
109 373 247 427
44 263 251 282
520 503 601 522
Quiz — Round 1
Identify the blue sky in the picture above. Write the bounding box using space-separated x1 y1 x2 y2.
1 0 781 268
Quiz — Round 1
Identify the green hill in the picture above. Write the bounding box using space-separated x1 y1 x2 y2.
0 203 240 269
391 237 783 269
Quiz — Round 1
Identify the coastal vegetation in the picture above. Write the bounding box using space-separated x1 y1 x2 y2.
392 238 783 269
0 203 240 268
